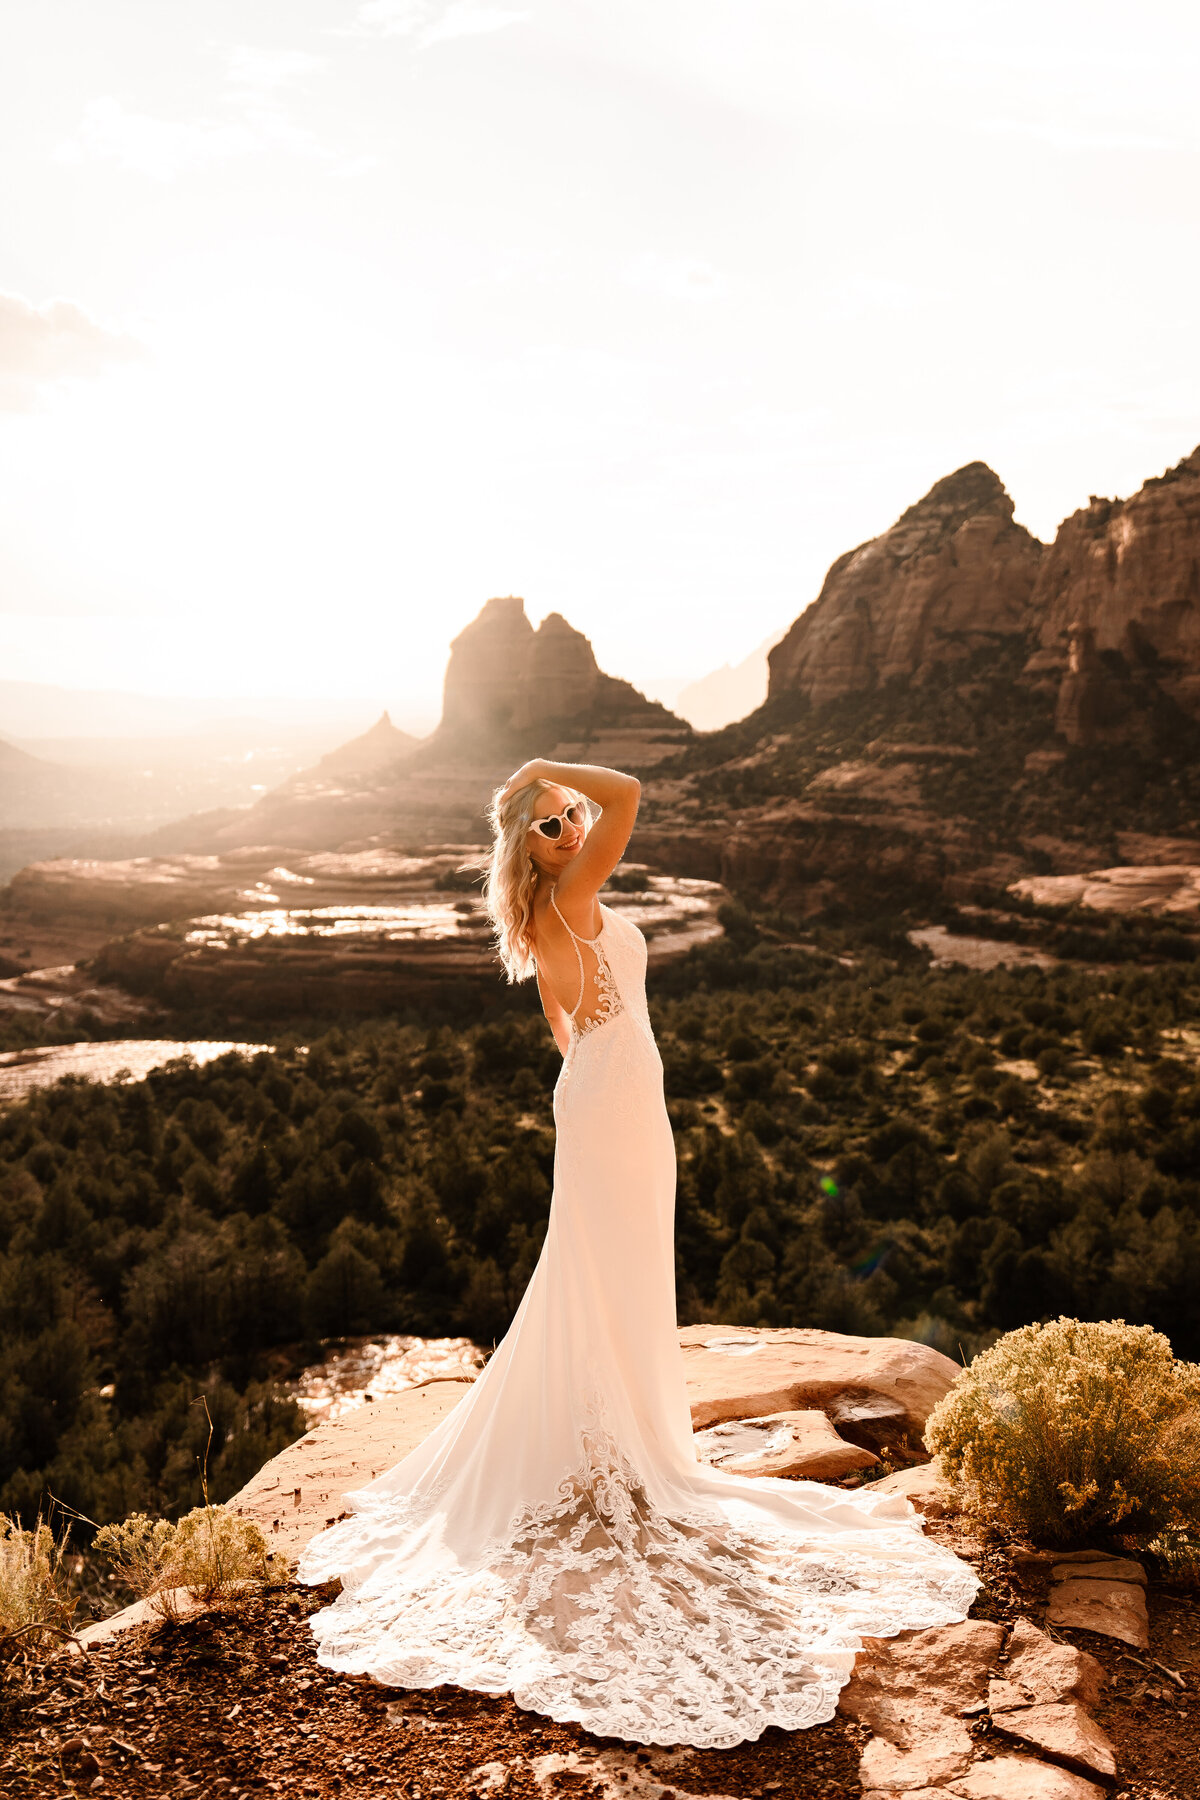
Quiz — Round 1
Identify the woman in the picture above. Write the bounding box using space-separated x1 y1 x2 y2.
298 759 978 1748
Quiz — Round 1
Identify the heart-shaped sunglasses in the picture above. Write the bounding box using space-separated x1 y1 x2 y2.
529 801 588 842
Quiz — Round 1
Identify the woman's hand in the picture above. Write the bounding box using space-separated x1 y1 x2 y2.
497 760 549 807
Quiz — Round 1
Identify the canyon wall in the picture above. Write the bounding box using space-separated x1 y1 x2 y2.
767 445 1200 749
767 464 1045 707
1028 445 1200 744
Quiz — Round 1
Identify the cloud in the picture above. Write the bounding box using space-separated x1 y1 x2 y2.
352 0 529 46
54 47 357 182
978 116 1179 154
621 253 728 304
56 97 260 179
0 292 140 411
226 46 324 95
822 276 948 323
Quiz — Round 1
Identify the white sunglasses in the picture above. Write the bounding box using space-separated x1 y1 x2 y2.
529 801 588 842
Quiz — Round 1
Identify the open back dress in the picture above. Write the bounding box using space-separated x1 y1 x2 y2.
297 895 978 1747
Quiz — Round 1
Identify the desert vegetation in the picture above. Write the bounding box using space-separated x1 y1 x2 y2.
927 1317 1200 1555
0 1511 78 1684
2 928 1200 1538
671 638 1200 848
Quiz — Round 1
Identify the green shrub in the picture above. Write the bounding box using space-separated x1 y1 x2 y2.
926 1317 1200 1547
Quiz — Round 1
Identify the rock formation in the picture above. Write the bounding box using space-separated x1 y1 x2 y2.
310 710 418 776
438 595 680 745
692 1409 880 1480
677 1323 959 1443
1027 445 1200 743
71 1322 1151 1800
438 595 535 736
61 856 725 1020
1010 864 1200 916
767 463 1045 706
764 445 1200 738
126 598 688 858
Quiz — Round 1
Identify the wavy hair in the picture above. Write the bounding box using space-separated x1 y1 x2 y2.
482 777 587 983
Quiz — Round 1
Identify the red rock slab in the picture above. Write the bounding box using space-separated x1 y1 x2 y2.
991 1700 1118 1785
225 1380 470 1559
1049 1557 1146 1585
1000 1617 1106 1709
679 1324 959 1438
862 1460 956 1519
945 1754 1107 1798
1047 1578 1150 1649
839 1618 1005 1792
692 1409 877 1480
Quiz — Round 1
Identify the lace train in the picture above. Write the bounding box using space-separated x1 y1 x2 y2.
301 1425 978 1748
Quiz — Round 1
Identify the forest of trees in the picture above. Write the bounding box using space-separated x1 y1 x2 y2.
3 925 1199 1536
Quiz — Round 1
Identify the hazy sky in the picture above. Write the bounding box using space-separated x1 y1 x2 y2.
2 0 1199 719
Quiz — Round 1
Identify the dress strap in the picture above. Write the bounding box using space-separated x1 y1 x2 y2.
549 887 586 1019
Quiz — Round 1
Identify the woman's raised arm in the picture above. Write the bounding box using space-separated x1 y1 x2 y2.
498 758 640 908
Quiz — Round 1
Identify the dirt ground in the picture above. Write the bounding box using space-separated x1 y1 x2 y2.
2 1539 1197 1800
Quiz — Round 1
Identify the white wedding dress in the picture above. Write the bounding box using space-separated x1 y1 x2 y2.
298 896 979 1747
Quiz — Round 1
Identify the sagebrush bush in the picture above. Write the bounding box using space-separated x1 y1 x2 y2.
926 1316 1200 1547
94 1507 287 1618
0 1512 77 1678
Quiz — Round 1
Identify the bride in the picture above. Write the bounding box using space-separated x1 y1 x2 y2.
298 759 979 1748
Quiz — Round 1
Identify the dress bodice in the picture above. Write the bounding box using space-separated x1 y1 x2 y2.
546 892 652 1044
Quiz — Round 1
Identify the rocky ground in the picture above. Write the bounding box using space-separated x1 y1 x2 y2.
8 1329 1187 1800
3 1518 1197 1800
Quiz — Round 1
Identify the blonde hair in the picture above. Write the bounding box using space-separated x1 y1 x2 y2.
483 778 586 983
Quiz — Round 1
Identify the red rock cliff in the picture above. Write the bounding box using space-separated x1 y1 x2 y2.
768 464 1045 706
1028 445 1200 741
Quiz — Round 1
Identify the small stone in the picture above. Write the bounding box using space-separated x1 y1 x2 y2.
864 1791 948 1800
864 1460 956 1519
947 1751 1107 1798
840 1618 1006 1791
1047 1578 1149 1649
1003 1618 1106 1708
1049 1558 1145 1586
693 1409 877 1479
991 1699 1118 1784
827 1391 911 1454
465 1764 510 1795
1045 1549 1119 1564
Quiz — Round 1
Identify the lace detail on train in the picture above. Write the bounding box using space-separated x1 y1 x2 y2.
299 886 980 1746
303 1411 979 1749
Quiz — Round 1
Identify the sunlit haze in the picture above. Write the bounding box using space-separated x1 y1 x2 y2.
3 1 1199 723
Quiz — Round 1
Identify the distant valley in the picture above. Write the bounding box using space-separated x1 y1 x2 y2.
4 442 1200 1034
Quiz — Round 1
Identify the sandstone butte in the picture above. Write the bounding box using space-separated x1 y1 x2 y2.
132 594 689 859
767 442 1200 751
767 462 1044 709
436 595 676 742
